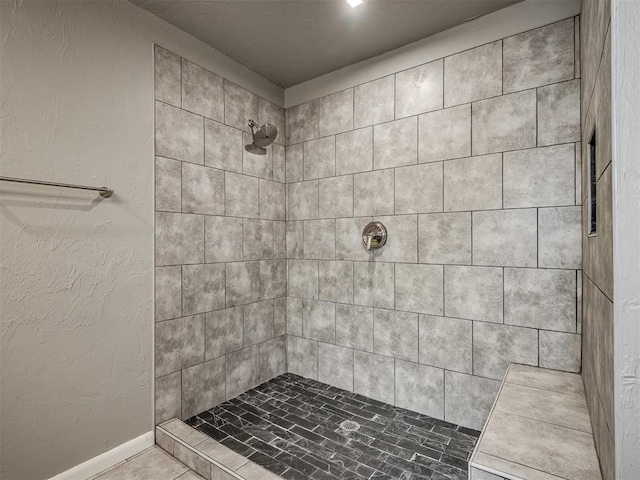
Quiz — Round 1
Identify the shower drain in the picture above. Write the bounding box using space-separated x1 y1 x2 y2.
339 420 361 432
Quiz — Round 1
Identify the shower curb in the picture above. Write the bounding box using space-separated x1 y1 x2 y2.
156 419 283 480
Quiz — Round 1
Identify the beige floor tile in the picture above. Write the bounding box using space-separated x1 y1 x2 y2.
236 461 283 480
93 447 187 480
479 411 601 480
472 452 564 480
505 364 584 396
495 383 592 433
195 439 249 471
161 419 209 446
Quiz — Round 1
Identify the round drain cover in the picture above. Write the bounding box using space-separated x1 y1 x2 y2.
339 420 360 432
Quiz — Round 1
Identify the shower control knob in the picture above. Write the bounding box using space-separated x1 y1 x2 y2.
362 221 387 250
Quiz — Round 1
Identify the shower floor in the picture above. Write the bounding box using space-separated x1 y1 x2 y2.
185 374 479 480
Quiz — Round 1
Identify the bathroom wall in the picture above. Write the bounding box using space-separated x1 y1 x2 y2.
0 1 282 478
580 0 614 479
154 48 287 424
284 18 582 431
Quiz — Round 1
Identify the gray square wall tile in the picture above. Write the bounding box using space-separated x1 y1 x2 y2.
273 144 285 183
373 215 418 263
288 259 318 299
286 221 303 259
395 163 443 214
155 213 204 266
258 98 285 146
539 331 581 372
445 371 500 430
155 372 181 424
274 221 286 259
319 88 354 136
244 300 274 347
354 351 395 404
444 266 503 323
259 180 285 221
444 40 502 107
419 315 472 374
226 261 259 307
225 81 258 133
287 180 319 220
353 169 394 216
374 117 417 170
503 18 575 93
538 79 581 146
243 219 273 261
274 297 287 336
336 127 373 175
395 360 444 419
226 345 260 398
354 76 395 128
205 120 243 173
304 219 335 260
205 216 243 263
287 100 319 145
503 144 575 208
260 259 287 300
419 212 471 265
156 101 204 164
335 304 373 352
181 162 225 215
473 322 538 380
287 335 318 379
336 217 373 262
395 59 443 118
319 260 353 304
444 154 502 212
285 144 304 183
504 267 576 332
182 59 224 122
154 46 181 106
182 264 225 315
538 206 581 269
304 136 335 180
287 297 303 336
472 209 538 267
353 261 394 309
302 299 335 343
319 175 353 219
156 315 204 377
205 307 243 360
156 266 181 321
318 343 354 391
182 357 225 419
225 172 259 218
156 156 181 212
419 104 471 163
373 309 418 362
260 336 286 382
472 90 537 155
395 263 443 316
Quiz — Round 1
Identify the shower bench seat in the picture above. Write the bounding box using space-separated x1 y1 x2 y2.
469 363 602 480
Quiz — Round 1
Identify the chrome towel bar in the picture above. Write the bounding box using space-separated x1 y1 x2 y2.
0 176 113 198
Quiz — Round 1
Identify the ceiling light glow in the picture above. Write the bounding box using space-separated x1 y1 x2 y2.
347 0 364 8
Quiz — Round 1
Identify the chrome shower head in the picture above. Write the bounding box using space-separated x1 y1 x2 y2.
244 119 278 155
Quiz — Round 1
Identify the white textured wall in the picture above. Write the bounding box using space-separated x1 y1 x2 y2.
0 1 282 479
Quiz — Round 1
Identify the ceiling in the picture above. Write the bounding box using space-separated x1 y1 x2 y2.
132 0 521 88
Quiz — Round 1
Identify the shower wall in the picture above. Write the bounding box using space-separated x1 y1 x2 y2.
284 18 582 430
580 0 614 478
154 46 286 423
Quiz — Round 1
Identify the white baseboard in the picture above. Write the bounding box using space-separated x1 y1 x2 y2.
49 431 154 480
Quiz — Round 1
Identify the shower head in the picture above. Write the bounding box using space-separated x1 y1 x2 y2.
245 119 278 155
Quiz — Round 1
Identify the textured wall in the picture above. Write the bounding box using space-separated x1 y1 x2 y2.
0 1 282 478
284 17 582 431
580 0 614 479
154 47 287 424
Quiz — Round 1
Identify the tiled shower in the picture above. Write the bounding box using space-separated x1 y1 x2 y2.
154 15 582 478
